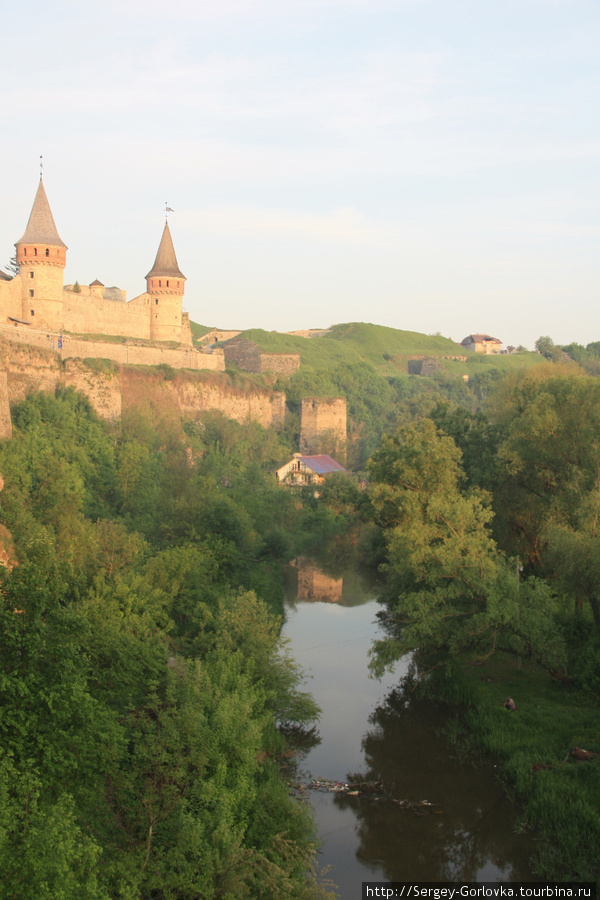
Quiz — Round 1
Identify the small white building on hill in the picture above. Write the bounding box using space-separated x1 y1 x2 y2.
461 334 502 354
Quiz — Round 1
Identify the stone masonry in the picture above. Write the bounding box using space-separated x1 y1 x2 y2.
0 369 12 439
222 339 300 376
299 397 347 459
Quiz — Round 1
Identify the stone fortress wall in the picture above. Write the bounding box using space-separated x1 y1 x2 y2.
0 369 12 439
0 178 345 456
0 336 284 431
0 178 191 346
300 397 347 458
0 323 224 372
3 263 190 345
222 338 300 376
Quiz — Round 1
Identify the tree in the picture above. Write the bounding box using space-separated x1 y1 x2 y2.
535 335 556 359
545 490 600 638
367 419 564 676
0 389 333 898
487 369 600 567
4 254 19 277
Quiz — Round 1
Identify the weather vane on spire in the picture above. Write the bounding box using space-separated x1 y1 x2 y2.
40 155 43 180
165 201 174 220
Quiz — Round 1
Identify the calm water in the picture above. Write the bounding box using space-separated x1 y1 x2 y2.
283 563 536 898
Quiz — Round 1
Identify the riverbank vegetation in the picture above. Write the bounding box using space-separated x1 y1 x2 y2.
366 363 600 883
0 389 337 899
440 652 600 883
2 333 600 893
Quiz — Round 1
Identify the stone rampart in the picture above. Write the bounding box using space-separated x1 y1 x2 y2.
120 372 286 430
61 288 151 339
0 369 12 439
300 397 347 459
0 335 284 432
0 324 225 372
0 338 64 403
63 360 122 420
223 339 300 376
222 339 261 373
407 356 444 376
260 353 300 375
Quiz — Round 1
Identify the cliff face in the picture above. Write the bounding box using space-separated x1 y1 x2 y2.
0 370 12 439
0 336 285 433
120 369 286 429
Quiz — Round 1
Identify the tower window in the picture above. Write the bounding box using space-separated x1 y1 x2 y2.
159 280 161 287
45 248 49 257
24 248 27 257
166 280 169 287
29 290 34 298
30 309 35 316
29 271 34 279
34 248 37 256
155 298 158 305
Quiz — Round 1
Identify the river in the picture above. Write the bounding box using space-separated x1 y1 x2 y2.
282 560 537 898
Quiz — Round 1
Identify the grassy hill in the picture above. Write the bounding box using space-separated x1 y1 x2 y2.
187 320 546 468
202 321 544 379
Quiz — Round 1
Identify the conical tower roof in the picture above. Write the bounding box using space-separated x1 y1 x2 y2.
16 179 67 248
146 222 186 280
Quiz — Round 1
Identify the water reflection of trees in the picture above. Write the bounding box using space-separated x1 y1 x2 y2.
332 684 531 882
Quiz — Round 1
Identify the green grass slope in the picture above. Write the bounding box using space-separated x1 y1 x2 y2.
201 321 543 378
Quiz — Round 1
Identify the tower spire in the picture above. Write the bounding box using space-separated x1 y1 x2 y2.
16 179 67 249
146 221 185 281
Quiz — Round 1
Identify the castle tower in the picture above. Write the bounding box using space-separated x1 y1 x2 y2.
146 222 186 342
300 397 347 461
15 177 67 327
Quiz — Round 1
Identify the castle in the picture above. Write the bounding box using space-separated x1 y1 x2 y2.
0 178 348 461
0 177 193 346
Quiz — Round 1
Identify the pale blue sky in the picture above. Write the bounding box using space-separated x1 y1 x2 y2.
1 0 598 348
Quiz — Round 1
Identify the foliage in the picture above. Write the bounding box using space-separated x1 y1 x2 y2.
5 253 19 276
224 321 543 383
483 368 600 639
430 653 600 883
0 390 330 898
560 341 600 376
367 419 565 676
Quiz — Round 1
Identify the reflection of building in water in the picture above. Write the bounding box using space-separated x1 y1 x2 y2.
297 561 343 603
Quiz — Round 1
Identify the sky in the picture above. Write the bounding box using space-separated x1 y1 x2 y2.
1 0 598 350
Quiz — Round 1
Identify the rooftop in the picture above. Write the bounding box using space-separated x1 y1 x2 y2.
16 179 67 249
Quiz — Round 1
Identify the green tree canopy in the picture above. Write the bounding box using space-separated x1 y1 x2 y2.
367 419 564 676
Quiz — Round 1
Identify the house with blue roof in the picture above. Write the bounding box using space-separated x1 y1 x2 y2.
276 453 346 487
